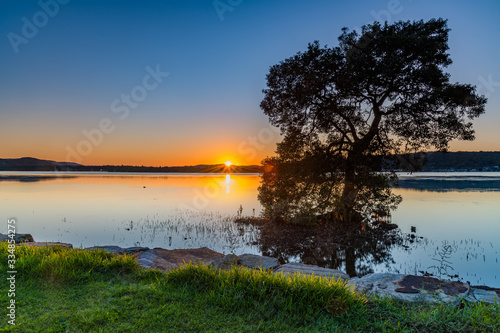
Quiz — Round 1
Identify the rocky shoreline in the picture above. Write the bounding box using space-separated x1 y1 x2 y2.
2 233 499 305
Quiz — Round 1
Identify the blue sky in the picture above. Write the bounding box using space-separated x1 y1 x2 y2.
1 0 499 166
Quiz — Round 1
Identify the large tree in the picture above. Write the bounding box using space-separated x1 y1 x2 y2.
259 18 486 225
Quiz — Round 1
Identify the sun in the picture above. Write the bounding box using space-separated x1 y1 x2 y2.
225 161 232 167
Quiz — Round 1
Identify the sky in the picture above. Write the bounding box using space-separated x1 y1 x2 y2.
1 0 499 167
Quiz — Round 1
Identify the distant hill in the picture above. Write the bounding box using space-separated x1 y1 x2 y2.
0 157 262 173
0 157 81 171
2 152 499 173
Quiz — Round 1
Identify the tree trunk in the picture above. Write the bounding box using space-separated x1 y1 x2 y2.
345 246 356 277
340 113 381 220
341 153 360 217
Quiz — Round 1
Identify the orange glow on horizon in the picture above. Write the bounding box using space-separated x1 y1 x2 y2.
5 126 498 167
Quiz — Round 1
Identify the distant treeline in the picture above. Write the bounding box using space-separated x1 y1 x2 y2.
1 153 500 173
420 151 500 171
0 157 261 173
74 164 262 173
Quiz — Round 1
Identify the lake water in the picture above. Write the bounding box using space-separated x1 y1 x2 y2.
1 171 499 287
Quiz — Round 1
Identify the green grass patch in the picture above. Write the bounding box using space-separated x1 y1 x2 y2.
0 243 499 332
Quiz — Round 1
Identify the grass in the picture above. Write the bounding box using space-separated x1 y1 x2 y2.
0 243 499 332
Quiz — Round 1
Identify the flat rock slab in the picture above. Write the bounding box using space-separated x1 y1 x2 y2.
275 263 350 281
396 275 468 295
348 273 470 303
472 285 500 296
124 247 150 254
0 233 34 243
85 246 150 255
237 254 280 270
86 246 126 254
136 247 224 271
21 242 73 249
211 254 241 270
471 288 500 304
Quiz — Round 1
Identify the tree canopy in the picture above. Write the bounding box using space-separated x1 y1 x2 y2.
258 18 486 225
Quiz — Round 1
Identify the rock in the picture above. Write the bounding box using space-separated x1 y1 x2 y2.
275 262 349 281
0 233 34 243
395 287 420 294
21 242 73 249
398 275 468 295
347 273 470 303
136 247 224 271
85 246 126 254
211 254 241 270
124 247 150 254
356 282 372 292
84 246 149 255
237 253 280 270
136 250 174 270
471 288 500 304
471 285 500 295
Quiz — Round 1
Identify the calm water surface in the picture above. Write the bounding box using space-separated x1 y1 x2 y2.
1 171 499 287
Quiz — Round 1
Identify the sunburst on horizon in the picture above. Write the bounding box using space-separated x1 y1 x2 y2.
225 161 232 167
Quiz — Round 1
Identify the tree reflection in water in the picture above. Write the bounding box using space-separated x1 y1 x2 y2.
236 217 420 278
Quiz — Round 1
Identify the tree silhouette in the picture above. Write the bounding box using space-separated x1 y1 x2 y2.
259 19 486 225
